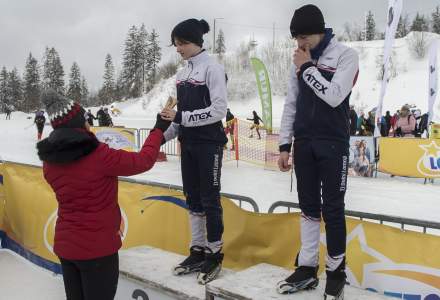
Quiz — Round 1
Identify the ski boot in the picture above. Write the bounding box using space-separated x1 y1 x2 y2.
277 265 319 294
324 260 346 300
197 249 224 285
173 246 205 275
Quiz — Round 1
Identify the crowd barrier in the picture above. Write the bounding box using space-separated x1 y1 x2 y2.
1 161 440 297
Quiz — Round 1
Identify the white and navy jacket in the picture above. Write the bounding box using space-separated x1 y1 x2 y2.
164 50 228 145
279 36 359 152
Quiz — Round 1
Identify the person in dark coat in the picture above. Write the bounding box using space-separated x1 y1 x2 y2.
103 108 113 127
384 111 392 136
86 109 97 126
349 106 358 136
36 89 171 300
34 110 46 140
225 108 235 150
97 107 106 127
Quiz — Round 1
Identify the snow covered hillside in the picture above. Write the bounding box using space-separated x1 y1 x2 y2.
117 32 440 126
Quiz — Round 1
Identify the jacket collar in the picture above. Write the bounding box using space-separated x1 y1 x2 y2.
188 49 209 66
311 28 335 60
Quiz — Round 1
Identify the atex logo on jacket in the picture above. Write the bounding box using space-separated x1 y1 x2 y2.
164 50 228 145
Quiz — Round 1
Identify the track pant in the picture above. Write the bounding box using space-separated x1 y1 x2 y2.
59 253 119 300
181 143 224 253
294 139 348 269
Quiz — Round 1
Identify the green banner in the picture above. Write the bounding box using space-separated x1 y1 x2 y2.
250 57 273 133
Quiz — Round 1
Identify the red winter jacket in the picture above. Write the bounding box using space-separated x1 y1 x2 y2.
38 128 163 260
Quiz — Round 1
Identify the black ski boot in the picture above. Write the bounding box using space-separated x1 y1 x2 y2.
324 260 346 300
197 249 224 285
277 265 319 294
173 246 205 275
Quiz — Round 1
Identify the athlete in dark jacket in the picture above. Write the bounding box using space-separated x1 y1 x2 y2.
34 110 46 140
277 5 359 299
36 89 170 300
161 18 227 285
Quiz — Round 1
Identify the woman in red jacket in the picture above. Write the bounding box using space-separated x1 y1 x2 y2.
36 89 170 300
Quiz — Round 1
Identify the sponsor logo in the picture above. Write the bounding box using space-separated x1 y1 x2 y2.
95 130 135 150
304 73 328 94
417 141 440 178
188 111 212 122
257 70 271 125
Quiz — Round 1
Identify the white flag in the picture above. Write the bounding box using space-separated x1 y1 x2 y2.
374 0 403 137
428 40 439 124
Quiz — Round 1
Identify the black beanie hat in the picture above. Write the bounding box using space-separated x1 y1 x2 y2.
290 4 325 37
171 19 210 47
40 89 86 129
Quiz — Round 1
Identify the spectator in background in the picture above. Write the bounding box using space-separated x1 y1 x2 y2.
394 105 416 137
97 107 106 127
86 109 97 127
365 111 375 136
349 106 358 136
103 108 114 127
357 112 367 136
384 111 392 136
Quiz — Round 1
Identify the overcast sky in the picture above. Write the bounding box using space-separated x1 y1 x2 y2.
1 0 439 91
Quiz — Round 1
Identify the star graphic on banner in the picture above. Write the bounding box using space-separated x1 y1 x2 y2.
346 235 381 285
320 224 392 286
419 141 440 157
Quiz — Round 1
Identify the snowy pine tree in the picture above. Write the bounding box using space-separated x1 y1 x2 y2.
146 28 161 91
42 47 65 94
67 62 82 102
7 68 23 110
0 67 9 112
432 6 440 34
411 13 429 32
396 14 410 38
366 11 376 41
80 76 89 105
23 53 41 112
100 54 116 104
215 29 226 57
121 25 146 98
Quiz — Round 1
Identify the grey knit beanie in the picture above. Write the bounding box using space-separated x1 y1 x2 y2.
40 89 86 129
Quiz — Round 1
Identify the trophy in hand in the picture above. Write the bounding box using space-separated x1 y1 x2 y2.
164 96 177 110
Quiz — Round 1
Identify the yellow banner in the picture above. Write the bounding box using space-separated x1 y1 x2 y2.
89 127 137 152
0 164 4 231
379 137 440 178
1 162 440 297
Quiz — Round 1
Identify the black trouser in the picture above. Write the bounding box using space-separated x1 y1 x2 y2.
181 143 224 243
59 253 119 300
294 139 348 257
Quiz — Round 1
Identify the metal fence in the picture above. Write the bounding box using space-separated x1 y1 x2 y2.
268 201 440 234
137 128 179 156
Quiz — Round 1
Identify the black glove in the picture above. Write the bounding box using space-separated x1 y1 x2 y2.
395 127 402 137
153 113 171 133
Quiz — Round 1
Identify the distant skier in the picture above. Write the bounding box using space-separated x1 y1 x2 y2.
5 105 12 120
86 109 97 127
247 110 263 139
225 108 235 150
34 110 46 140
277 4 359 299
110 105 122 117
161 18 228 285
